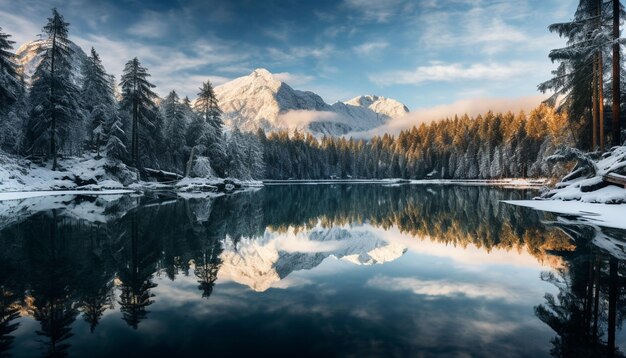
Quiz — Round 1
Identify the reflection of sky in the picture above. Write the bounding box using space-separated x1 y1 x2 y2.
10 223 571 357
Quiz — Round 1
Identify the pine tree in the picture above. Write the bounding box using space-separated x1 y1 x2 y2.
162 90 187 172
194 81 227 176
26 9 84 170
539 0 623 150
105 94 127 162
82 47 116 157
119 57 158 171
0 27 20 109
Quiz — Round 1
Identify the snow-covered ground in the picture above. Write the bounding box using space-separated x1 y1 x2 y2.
408 178 547 188
504 200 626 231
506 146 626 231
0 152 262 201
540 146 626 203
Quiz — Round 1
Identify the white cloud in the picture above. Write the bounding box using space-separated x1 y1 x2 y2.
353 41 388 56
0 9 42 46
414 0 536 55
267 45 336 65
128 11 170 38
73 33 244 98
343 0 415 23
277 110 345 128
273 72 314 86
369 61 539 86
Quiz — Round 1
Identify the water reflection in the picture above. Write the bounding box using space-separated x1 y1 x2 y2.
0 185 624 356
536 219 626 357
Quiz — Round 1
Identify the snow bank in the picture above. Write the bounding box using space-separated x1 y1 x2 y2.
0 152 137 192
539 146 626 203
0 151 262 198
175 177 263 192
0 190 134 202
505 147 626 229
409 178 547 188
504 200 626 230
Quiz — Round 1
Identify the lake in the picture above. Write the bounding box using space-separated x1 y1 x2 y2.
1 184 625 357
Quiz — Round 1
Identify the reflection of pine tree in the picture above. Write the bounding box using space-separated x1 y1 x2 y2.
159 202 194 281
34 299 77 358
28 211 78 358
536 228 626 357
78 272 114 333
194 236 223 299
77 223 115 333
0 288 20 355
117 213 157 329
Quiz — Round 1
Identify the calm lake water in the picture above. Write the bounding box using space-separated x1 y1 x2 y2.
1 184 625 357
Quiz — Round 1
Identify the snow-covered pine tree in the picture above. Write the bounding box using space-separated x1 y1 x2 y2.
0 27 27 154
119 57 158 171
0 27 21 110
105 114 127 161
226 127 265 180
194 81 227 176
162 90 187 172
26 9 84 170
539 0 624 150
82 47 117 157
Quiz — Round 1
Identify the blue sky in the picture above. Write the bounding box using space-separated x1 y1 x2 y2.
0 0 577 116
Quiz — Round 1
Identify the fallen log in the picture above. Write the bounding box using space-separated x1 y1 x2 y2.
603 172 626 188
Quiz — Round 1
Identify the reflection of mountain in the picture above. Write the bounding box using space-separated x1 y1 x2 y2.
0 184 594 356
219 225 407 291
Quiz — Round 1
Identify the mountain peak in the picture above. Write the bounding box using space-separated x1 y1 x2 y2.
214 69 411 135
14 38 87 86
343 95 409 119
251 68 274 79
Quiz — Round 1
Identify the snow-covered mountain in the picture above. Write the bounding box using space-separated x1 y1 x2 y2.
14 38 87 86
215 68 409 136
341 95 410 120
218 225 407 292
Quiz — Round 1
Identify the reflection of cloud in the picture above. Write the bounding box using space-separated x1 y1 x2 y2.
271 276 314 289
351 95 544 137
366 275 517 301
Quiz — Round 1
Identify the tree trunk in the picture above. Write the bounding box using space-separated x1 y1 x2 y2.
612 0 621 146
593 54 598 150
132 70 139 172
132 97 138 168
185 146 195 177
50 28 57 170
599 52 605 150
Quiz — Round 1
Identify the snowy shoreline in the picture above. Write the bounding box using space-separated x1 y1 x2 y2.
504 200 626 231
0 190 136 202
263 178 547 188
